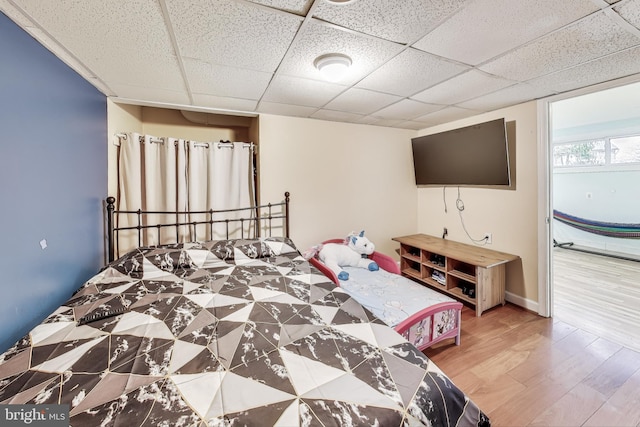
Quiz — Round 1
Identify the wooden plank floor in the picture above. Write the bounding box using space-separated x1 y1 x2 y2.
424 303 640 427
553 247 640 353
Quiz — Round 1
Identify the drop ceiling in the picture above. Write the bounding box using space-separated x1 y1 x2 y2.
2 0 640 130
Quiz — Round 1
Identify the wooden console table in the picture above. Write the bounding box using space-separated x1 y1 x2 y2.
393 234 519 317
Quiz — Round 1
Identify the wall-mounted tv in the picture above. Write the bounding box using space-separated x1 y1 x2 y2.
411 118 511 187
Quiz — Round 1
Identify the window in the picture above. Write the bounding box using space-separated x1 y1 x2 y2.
553 140 605 167
553 134 640 168
610 135 640 164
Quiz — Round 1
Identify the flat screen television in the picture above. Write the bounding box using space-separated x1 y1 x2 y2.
411 118 511 187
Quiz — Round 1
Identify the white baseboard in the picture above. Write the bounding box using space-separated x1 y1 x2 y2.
505 291 539 313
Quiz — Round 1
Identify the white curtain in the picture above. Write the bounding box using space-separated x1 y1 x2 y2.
117 133 254 254
143 135 177 245
187 141 252 241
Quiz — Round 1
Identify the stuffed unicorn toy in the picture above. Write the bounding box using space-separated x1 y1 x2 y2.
318 230 379 281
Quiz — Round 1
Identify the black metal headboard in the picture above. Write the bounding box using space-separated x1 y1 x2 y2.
106 192 290 262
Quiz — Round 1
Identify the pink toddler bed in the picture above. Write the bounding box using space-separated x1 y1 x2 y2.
310 239 462 351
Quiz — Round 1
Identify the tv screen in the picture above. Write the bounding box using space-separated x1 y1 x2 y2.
411 118 511 187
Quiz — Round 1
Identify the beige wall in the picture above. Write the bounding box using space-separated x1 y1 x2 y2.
107 99 539 307
107 102 417 259
258 114 417 257
414 102 539 306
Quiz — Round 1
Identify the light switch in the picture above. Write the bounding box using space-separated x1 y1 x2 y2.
40 239 47 250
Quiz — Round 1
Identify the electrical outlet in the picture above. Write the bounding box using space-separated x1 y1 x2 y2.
483 233 492 244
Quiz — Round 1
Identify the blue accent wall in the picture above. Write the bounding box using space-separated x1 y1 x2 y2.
0 13 107 352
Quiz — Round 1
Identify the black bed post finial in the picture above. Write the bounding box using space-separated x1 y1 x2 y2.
106 196 116 263
284 191 290 238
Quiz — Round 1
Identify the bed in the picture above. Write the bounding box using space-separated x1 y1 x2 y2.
0 193 489 426
309 239 462 352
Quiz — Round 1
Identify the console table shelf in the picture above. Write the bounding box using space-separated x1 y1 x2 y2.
393 234 519 317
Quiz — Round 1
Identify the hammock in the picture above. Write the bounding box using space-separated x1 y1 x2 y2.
553 210 640 238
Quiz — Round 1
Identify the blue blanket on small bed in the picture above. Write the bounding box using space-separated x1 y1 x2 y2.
339 267 455 327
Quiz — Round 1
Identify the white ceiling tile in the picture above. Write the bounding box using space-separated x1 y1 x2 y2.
411 70 516 105
457 82 555 111
614 0 640 29
393 121 431 130
356 117 405 128
372 99 442 121
313 0 467 44
244 0 313 15
527 45 640 94
95 54 185 92
12 0 175 60
413 106 481 127
11 0 185 90
277 19 403 84
191 94 258 112
184 59 272 99
323 88 402 115
355 116 382 125
310 109 365 123
166 0 302 72
480 12 640 82
6 0 640 128
261 75 346 107
256 101 318 117
109 84 191 106
356 48 469 97
413 0 600 65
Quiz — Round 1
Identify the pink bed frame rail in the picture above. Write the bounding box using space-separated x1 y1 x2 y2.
309 239 462 351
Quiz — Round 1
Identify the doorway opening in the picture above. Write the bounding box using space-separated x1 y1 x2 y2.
545 79 640 351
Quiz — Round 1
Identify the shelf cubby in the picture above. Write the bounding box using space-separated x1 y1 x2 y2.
394 234 519 317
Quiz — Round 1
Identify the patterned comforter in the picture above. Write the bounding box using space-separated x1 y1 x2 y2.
0 237 489 426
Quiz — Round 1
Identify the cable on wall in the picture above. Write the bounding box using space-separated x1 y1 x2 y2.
455 187 490 246
442 186 448 213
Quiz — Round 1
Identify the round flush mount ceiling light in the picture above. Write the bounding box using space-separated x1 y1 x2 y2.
314 53 352 82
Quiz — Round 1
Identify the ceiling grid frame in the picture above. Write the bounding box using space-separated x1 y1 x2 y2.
1 0 639 129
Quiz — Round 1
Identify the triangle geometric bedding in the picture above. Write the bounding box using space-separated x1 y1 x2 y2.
0 237 489 426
